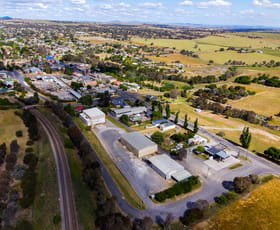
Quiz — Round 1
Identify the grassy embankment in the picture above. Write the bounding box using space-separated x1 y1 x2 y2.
205 178 280 230
39 108 98 230
74 117 146 210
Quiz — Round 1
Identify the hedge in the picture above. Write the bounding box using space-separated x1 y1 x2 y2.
155 176 199 202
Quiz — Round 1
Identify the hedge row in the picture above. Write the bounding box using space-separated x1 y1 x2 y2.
155 176 199 202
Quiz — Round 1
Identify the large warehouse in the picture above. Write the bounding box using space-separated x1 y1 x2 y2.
79 107 105 127
148 154 192 181
120 132 158 158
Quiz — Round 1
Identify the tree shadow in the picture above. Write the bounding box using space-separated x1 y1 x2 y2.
222 180 234 191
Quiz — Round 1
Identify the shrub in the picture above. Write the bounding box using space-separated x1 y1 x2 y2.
215 195 228 205
180 208 204 226
25 147 34 153
249 174 260 184
225 191 238 200
26 140 33 146
64 139 74 149
120 115 129 126
217 131 225 137
151 131 164 145
16 130 23 137
196 146 205 153
233 176 251 193
53 215 61 225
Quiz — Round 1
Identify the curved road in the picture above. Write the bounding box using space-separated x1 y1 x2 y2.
31 109 80 230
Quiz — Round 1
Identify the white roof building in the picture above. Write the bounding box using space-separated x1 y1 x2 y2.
79 107 105 127
148 154 191 180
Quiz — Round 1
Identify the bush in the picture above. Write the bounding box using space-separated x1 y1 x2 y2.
233 176 251 193
249 174 260 184
180 208 204 226
225 191 238 200
151 131 164 145
120 115 129 126
196 146 205 153
26 140 33 146
215 195 228 205
217 131 225 137
64 139 74 149
155 176 199 202
25 147 34 153
16 130 23 137
53 215 61 225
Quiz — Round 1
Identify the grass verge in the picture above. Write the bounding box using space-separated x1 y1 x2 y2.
228 163 243 170
74 118 146 210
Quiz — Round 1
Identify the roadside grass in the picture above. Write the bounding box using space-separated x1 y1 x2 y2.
32 128 60 230
39 108 98 229
106 115 130 132
193 153 209 161
228 163 243 170
74 118 146 210
0 109 28 150
220 130 280 154
206 178 280 230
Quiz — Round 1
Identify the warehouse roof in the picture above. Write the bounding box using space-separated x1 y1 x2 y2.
148 154 184 176
83 107 105 118
172 170 192 182
121 132 157 151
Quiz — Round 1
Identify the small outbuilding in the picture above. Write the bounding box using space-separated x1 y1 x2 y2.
120 132 158 158
160 122 176 132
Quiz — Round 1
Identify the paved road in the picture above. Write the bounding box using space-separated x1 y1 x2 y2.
31 109 80 230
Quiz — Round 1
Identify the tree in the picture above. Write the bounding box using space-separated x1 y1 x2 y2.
233 176 251 193
100 91 111 107
79 95 92 106
158 103 163 114
169 89 180 99
178 148 188 161
33 92 39 104
120 115 129 126
264 147 280 161
165 104 170 119
164 213 174 230
183 114 189 130
194 199 209 212
174 111 180 124
152 111 163 121
240 127 251 149
151 132 164 145
133 217 153 230
194 118 199 133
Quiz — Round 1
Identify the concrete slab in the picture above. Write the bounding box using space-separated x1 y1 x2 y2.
204 156 240 171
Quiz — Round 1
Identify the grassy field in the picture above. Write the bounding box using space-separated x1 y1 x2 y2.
228 84 280 117
0 109 28 150
206 178 280 230
132 34 280 65
32 128 60 230
74 118 146 210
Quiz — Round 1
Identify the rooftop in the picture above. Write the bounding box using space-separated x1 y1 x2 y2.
83 107 105 118
121 132 157 151
172 170 192 182
148 154 184 176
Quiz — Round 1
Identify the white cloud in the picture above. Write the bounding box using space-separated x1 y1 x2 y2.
197 0 232 8
69 0 86 5
180 1 193 6
119 2 130 8
253 0 280 8
240 9 255 14
138 2 163 9
36 3 48 9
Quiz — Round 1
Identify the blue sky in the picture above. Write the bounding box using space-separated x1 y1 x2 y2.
1 0 280 26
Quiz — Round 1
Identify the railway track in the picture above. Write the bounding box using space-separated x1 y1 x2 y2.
31 109 80 230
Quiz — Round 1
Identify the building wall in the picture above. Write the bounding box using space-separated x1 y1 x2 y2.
79 113 105 127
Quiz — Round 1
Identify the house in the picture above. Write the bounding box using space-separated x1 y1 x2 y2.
120 132 158 158
152 119 168 127
79 107 105 127
146 95 158 101
188 135 207 145
111 97 129 108
160 122 176 132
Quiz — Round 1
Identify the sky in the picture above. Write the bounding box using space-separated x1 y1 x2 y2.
1 0 280 26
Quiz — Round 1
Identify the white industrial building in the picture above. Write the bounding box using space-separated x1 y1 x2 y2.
79 107 105 127
120 132 158 158
148 154 192 181
111 106 147 118
160 122 176 132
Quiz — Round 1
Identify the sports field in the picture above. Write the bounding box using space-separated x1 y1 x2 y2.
206 178 280 230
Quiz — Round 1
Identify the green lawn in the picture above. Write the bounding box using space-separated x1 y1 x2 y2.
74 118 146 210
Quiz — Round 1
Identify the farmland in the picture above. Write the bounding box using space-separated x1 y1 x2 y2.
206 178 280 230
132 33 280 65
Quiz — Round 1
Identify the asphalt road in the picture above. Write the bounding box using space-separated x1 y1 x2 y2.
31 109 80 230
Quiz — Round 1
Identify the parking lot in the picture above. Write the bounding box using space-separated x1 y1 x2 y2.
94 121 169 201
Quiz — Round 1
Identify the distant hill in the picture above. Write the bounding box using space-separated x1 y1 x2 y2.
0 16 12 20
